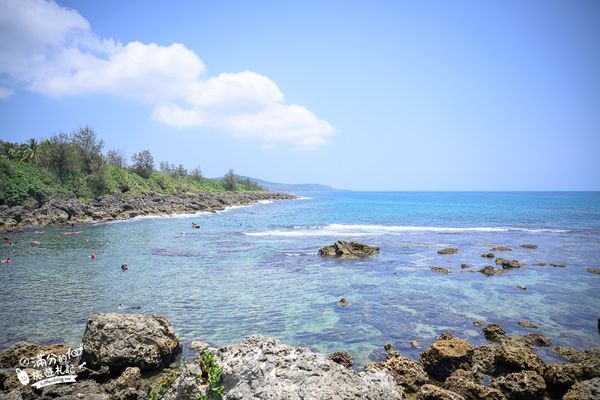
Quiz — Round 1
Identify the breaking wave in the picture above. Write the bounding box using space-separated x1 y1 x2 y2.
244 224 568 237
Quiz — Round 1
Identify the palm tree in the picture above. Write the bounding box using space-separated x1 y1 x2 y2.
1 142 15 159
23 138 40 163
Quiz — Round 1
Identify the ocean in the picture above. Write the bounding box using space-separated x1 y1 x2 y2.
1 191 599 364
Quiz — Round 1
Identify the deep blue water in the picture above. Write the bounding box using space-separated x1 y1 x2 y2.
1 191 599 364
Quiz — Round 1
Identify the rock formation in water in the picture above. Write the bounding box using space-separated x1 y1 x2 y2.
437 248 459 255
318 240 380 258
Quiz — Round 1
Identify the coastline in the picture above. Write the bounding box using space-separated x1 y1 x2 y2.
0 191 296 232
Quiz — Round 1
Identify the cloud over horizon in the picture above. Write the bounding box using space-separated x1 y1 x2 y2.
0 0 334 150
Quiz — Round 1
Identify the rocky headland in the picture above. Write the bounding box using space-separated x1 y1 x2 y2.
1 313 599 400
0 191 295 232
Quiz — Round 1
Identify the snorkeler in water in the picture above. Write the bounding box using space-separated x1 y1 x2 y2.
121 264 128 271
117 304 141 310
1 258 11 264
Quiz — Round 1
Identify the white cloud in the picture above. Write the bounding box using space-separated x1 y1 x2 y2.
0 0 334 149
0 86 13 99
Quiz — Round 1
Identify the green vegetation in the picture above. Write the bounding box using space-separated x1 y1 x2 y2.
195 348 225 400
148 367 179 400
0 127 263 206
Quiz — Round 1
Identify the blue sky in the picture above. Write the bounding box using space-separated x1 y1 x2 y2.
0 0 599 190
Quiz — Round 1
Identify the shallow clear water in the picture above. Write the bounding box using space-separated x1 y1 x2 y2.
1 192 599 365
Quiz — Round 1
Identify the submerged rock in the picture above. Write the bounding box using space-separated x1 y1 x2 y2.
519 244 538 249
318 241 380 258
492 370 546 400
438 248 459 255
420 334 473 380
460 264 471 269
431 266 451 274
587 267 600 275
532 262 566 268
216 335 403 399
491 246 512 252
82 313 181 374
481 253 495 258
494 258 522 269
516 320 538 329
518 333 551 347
479 265 496 276
483 324 507 341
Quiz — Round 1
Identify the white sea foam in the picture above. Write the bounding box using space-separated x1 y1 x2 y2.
103 198 280 224
294 196 313 200
217 204 251 212
105 210 212 224
244 224 568 237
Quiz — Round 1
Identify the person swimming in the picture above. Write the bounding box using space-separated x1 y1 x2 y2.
121 264 128 271
1 258 11 264
89 253 96 261
31 240 41 245
192 223 200 229
117 304 141 310
3 237 13 245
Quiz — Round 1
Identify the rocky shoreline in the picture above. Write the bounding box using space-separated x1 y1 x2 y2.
0 313 598 400
0 191 295 232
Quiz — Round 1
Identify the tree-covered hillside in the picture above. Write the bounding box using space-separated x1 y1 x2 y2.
0 127 262 206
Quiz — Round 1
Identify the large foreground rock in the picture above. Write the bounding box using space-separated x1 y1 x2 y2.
82 313 181 373
0 341 69 369
318 241 380 258
420 334 473 380
216 335 403 399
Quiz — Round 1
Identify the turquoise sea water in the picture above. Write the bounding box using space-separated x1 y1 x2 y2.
1 192 599 364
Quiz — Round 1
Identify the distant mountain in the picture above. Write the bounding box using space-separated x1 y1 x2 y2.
237 176 342 192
